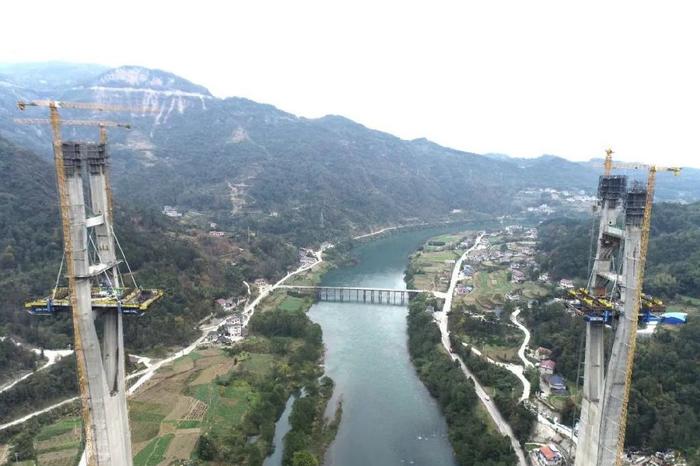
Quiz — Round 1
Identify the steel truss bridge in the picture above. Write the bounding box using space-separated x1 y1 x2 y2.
277 285 445 306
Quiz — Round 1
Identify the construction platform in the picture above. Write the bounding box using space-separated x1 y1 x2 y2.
25 287 163 316
568 288 671 324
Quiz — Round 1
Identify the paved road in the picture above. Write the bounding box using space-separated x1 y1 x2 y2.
0 397 79 431
0 340 73 395
463 343 531 404
511 308 534 369
433 233 528 466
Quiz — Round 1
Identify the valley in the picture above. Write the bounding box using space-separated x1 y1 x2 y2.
1 61 699 466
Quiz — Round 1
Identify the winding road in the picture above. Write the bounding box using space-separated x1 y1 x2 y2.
433 232 528 466
511 308 534 370
0 340 73 396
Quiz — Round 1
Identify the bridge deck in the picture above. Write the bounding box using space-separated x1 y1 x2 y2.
278 285 427 293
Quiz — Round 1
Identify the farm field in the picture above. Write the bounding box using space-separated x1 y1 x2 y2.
128 347 268 465
410 250 461 292
285 262 328 286
256 290 315 315
33 418 82 466
456 269 547 309
278 295 306 312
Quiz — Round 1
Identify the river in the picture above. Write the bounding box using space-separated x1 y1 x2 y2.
307 227 467 466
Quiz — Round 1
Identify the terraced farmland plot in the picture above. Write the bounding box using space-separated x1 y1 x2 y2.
133 433 174 466
410 249 460 291
34 418 82 466
279 295 307 312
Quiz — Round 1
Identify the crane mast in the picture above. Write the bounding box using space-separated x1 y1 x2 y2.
16 100 158 466
610 165 679 465
575 149 681 465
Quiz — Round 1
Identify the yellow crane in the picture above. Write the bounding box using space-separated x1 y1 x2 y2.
603 147 614 175
14 118 131 144
611 159 681 465
16 100 152 465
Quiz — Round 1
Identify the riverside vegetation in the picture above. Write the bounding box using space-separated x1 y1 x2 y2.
406 293 516 466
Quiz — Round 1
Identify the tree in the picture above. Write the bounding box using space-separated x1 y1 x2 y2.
196 434 217 460
291 450 319 466
0 245 16 269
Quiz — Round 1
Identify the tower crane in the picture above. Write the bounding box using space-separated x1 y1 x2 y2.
603 148 614 175
14 118 131 143
610 162 680 465
17 100 158 466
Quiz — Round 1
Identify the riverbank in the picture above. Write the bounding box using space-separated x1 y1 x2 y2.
405 293 516 465
408 230 531 465
310 226 467 466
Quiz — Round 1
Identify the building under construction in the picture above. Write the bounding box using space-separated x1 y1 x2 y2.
18 101 162 466
574 153 681 465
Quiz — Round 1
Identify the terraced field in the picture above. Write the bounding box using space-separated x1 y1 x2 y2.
457 269 547 309
33 418 82 466
128 347 268 465
410 249 461 292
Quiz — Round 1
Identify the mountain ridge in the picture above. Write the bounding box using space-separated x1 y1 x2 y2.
1 62 699 240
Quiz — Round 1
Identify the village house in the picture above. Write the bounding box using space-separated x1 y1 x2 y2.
511 269 526 283
558 278 575 289
162 205 183 217
539 359 556 375
545 374 567 393
254 278 268 288
535 347 552 360
533 444 564 466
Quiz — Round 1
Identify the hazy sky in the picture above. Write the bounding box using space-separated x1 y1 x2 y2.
2 1 699 167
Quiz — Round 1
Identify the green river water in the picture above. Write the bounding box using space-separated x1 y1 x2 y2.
307 226 468 466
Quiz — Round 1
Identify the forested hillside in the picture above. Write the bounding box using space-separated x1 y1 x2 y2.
3 64 700 249
0 136 298 353
537 201 700 298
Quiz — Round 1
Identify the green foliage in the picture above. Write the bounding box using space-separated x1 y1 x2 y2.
536 217 593 281
9 429 36 462
538 202 700 298
452 341 535 444
449 304 522 355
0 338 39 383
196 433 217 460
133 433 174 466
407 294 516 466
291 450 319 466
281 376 336 466
522 301 585 385
0 356 77 423
625 319 700 454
